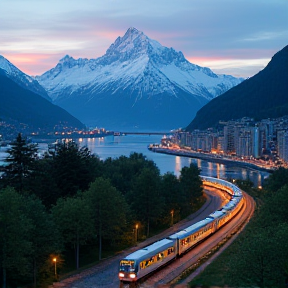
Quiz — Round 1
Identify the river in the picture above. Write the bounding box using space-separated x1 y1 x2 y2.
0 134 270 186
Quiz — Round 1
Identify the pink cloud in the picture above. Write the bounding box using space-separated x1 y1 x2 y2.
2 53 63 76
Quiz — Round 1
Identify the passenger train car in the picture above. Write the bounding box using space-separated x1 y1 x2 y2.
118 177 244 283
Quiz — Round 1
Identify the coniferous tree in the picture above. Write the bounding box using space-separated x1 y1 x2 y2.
27 157 60 208
1 133 38 193
50 141 102 201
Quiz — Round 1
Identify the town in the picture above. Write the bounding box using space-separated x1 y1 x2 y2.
150 115 288 171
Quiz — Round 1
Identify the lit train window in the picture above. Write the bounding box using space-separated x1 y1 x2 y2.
120 260 135 272
167 247 174 255
140 247 174 269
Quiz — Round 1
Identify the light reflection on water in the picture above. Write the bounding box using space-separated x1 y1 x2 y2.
1 135 270 186
75 135 270 186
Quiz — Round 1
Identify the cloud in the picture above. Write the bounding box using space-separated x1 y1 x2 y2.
1 0 287 77
188 57 271 77
3 53 65 76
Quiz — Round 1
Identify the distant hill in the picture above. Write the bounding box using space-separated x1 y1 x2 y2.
0 68 85 132
186 45 288 131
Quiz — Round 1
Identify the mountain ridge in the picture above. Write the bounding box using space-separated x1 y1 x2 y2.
0 55 51 101
0 68 85 133
36 27 243 130
186 44 288 131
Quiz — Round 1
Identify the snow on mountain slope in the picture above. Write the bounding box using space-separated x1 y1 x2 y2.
36 27 243 130
37 27 242 102
0 55 51 101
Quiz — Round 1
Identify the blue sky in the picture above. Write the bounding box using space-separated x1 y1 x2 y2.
1 0 288 77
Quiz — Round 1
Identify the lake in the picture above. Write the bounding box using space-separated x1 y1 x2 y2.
0 134 270 186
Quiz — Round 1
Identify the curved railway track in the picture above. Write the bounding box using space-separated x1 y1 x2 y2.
136 191 255 287
50 181 254 288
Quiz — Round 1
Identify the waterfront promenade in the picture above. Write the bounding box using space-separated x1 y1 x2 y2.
148 146 275 173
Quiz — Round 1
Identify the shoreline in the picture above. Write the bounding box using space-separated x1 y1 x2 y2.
148 147 274 173
29 132 114 143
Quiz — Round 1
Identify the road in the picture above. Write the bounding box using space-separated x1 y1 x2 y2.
50 187 248 288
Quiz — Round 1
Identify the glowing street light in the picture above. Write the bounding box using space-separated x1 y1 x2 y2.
171 210 174 226
135 224 138 242
53 258 57 277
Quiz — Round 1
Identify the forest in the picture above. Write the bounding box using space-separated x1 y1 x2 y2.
0 134 204 288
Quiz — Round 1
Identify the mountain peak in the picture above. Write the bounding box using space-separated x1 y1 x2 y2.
125 27 142 36
60 55 74 63
36 27 243 130
104 27 150 59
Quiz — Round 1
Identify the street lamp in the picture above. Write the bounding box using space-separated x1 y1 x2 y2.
171 210 174 226
135 224 138 242
53 258 57 277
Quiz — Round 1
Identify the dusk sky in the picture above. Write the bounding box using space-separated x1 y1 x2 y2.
1 0 288 78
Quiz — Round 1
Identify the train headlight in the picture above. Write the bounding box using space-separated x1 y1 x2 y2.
119 272 125 278
129 273 136 279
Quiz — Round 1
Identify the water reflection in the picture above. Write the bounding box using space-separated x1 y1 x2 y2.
171 152 269 186
215 164 219 179
175 156 181 175
80 135 270 186
0 135 271 187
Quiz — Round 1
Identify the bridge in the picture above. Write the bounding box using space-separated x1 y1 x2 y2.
117 131 173 136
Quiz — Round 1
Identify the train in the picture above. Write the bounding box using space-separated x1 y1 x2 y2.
118 176 244 284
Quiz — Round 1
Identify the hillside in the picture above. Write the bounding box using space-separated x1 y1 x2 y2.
186 45 288 131
0 69 85 132
0 55 51 101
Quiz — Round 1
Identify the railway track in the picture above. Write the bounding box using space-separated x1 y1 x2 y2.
136 191 255 287
49 184 254 288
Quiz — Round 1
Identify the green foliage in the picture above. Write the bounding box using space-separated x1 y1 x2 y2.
0 187 61 288
263 167 288 193
0 187 33 264
27 157 60 208
48 141 102 204
128 167 163 237
230 225 287 288
0 187 33 288
52 195 94 270
83 177 129 260
102 152 159 196
1 133 38 192
161 172 181 224
0 139 205 286
22 195 61 287
179 163 203 217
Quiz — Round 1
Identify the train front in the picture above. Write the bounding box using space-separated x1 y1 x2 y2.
118 259 138 282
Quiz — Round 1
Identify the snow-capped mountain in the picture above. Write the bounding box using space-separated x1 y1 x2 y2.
0 55 51 101
37 27 243 130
